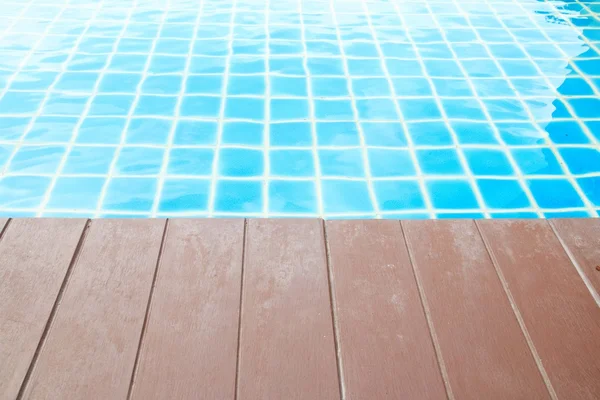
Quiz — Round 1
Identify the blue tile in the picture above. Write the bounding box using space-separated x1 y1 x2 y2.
322 180 374 214
173 120 217 145
496 122 545 145
490 212 538 219
586 121 600 141
347 59 384 76
190 56 227 73
407 121 453 146
115 147 164 175
125 118 171 145
148 55 186 73
462 59 502 77
270 57 305 74
62 146 116 174
432 78 473 97
194 40 229 56
559 148 600 174
483 99 529 121
155 38 191 54
544 121 590 144
528 179 584 208
225 97 264 119
226 75 265 95
557 77 595 96
8 145 64 174
0 176 51 208
423 59 463 77
344 41 378 57
0 92 45 114
436 212 485 219
319 149 365 177
214 180 263 213
102 178 157 212
0 117 31 141
464 149 514 176
89 94 135 116
307 57 344 75
180 95 221 117
352 78 391 96
167 148 214 175
498 59 539 77
270 41 304 55
578 177 600 206
386 59 423 76
316 122 359 146
271 99 309 120
427 180 479 209
374 180 425 211
417 149 463 175
43 93 88 115
0 145 12 170
397 98 441 120
568 98 600 118
219 148 263 177
232 40 265 55
312 77 349 97
231 56 265 74
270 122 312 146
77 117 126 144
314 99 354 120
356 98 399 120
512 148 563 175
46 177 104 210
158 178 210 213
478 179 530 209
269 180 317 214
270 150 315 177
393 78 433 97
66 53 108 71
361 122 407 146
471 78 515 97
222 122 263 145
11 71 58 90
99 73 142 93
27 116 78 142
368 149 415 177
381 42 415 58
134 95 177 116
442 99 487 120
54 72 98 92
452 122 499 145
141 75 183 95
270 76 307 97
118 38 153 53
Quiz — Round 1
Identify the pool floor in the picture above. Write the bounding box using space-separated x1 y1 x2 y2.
0 0 599 218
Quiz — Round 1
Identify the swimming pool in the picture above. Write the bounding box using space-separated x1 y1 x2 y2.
0 0 599 218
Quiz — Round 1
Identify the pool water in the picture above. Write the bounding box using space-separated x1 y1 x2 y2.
0 0 599 218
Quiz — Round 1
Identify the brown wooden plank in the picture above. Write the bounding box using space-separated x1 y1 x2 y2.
403 219 550 399
477 220 600 400
130 219 244 399
0 218 86 399
20 219 165 399
550 219 600 302
326 220 447 399
237 219 339 399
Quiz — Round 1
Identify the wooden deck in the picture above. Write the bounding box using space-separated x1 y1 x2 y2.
1 218 599 400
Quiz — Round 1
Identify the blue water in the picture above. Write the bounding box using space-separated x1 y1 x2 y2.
0 0 599 218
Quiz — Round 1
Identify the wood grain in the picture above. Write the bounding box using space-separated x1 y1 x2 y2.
478 219 600 400
326 220 447 399
0 218 86 399
21 219 165 399
403 219 550 399
237 219 339 400
550 218 600 301
130 219 244 400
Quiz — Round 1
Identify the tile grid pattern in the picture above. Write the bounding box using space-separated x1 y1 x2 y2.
0 0 599 218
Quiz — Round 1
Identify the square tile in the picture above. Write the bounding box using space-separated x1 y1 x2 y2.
225 98 264 119
167 148 214 175
180 95 221 118
270 76 307 97
452 122 499 145
397 98 441 120
269 180 317 214
368 149 415 177
125 118 172 144
26 116 78 142
46 177 105 210
102 178 157 212
173 120 217 145
322 180 374 214
314 99 354 120
89 94 135 116
227 75 266 96
374 180 426 211
0 176 51 208
270 122 312 146
319 149 364 178
43 93 88 115
77 117 126 144
307 57 344 75
406 121 453 145
222 122 263 146
478 179 530 209
114 147 164 175
214 180 263 213
158 178 210 213
62 146 116 174
99 73 142 93
148 55 187 73
141 75 183 95
527 179 584 208
347 59 384 76
578 177 600 206
271 98 309 120
316 122 359 146
54 72 99 92
558 148 600 174
544 121 590 144
11 71 58 90
0 92 45 114
352 78 391 96
312 77 349 97
426 179 479 209
0 117 30 141
356 98 399 120
416 149 464 175
7 145 65 174
186 75 224 95
464 149 514 176
134 95 177 116
512 148 563 175
270 150 315 177
218 148 263 177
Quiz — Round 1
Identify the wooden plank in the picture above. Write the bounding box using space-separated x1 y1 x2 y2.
550 219 600 302
0 218 87 399
20 219 165 399
130 219 244 399
326 220 447 399
0 218 8 235
403 219 550 399
237 219 340 399
478 220 600 400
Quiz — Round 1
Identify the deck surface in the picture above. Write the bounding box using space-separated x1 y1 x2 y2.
1 218 599 400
